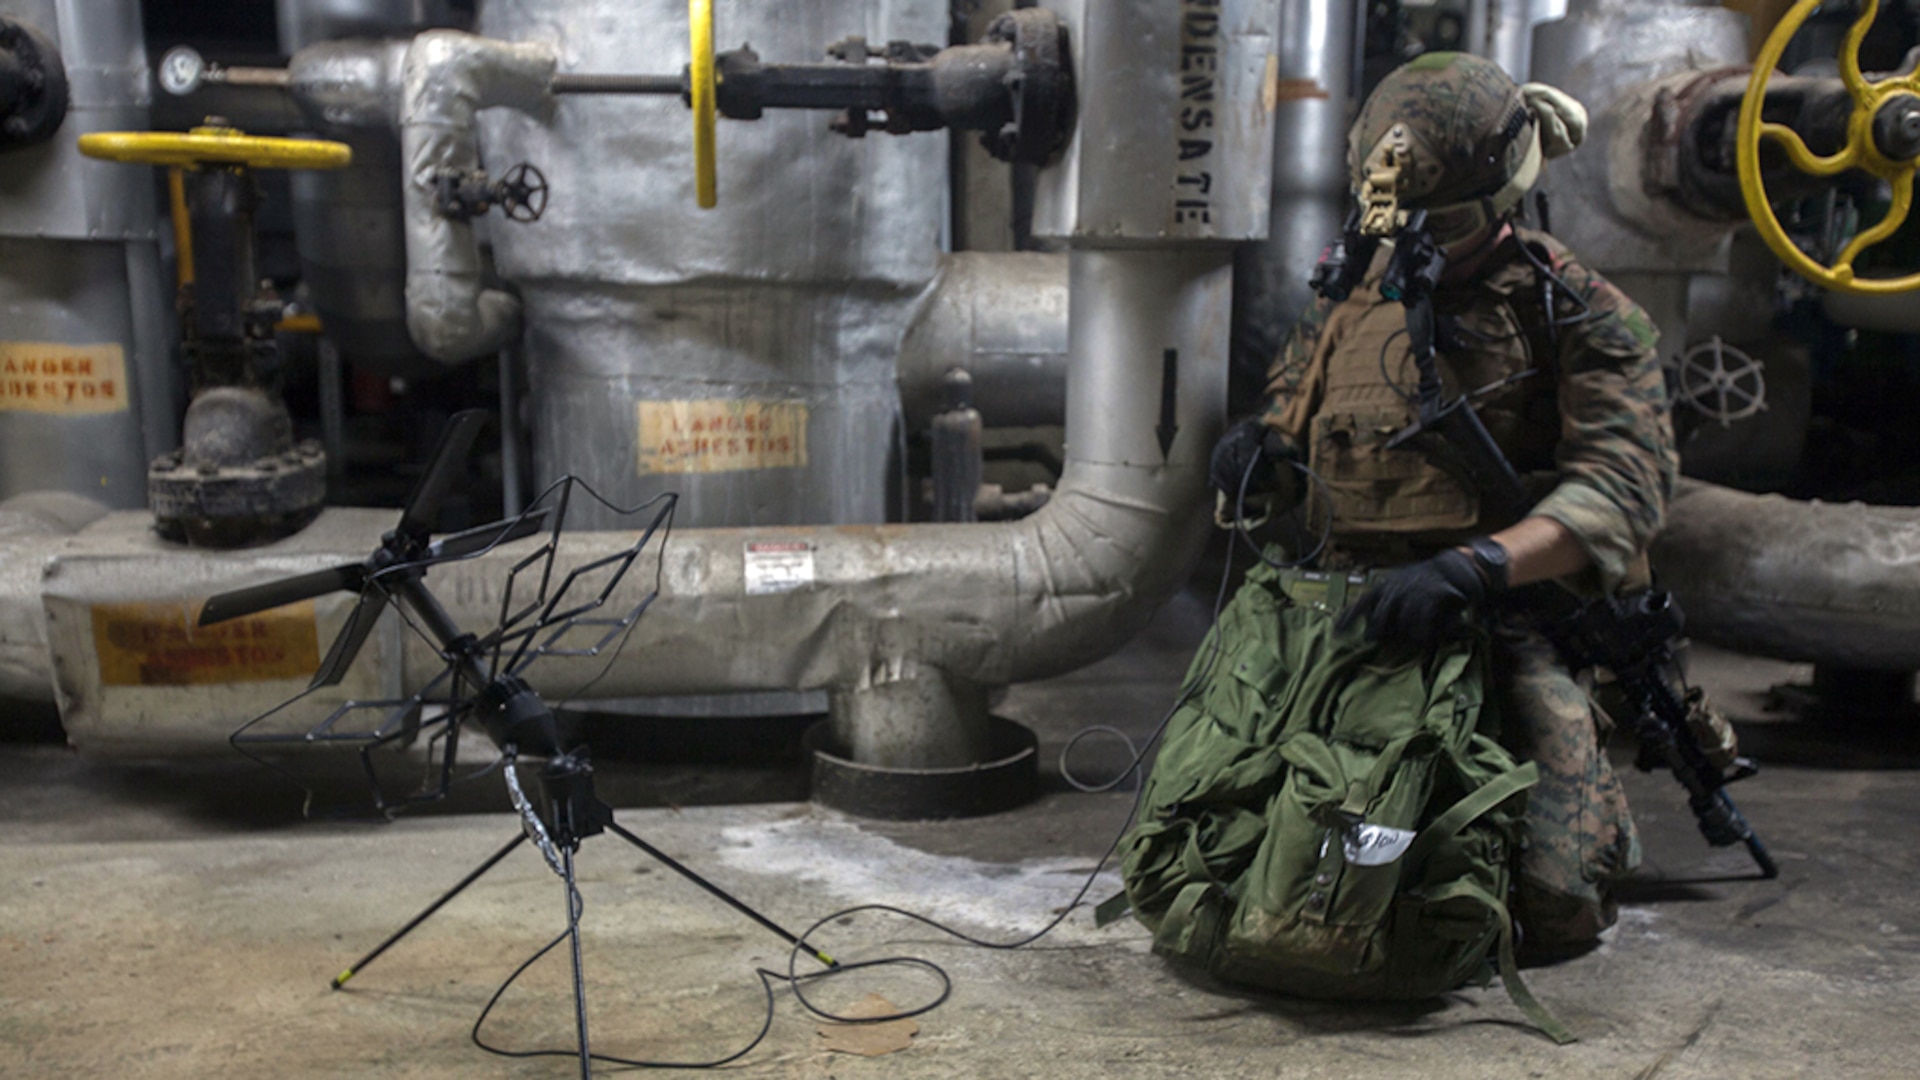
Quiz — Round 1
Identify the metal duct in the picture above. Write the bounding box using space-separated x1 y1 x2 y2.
400 29 555 364
0 0 173 508
1230 0 1353 403
897 251 1068 433
1653 480 1920 671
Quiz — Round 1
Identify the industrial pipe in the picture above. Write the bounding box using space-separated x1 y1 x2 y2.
897 251 1069 432
399 30 555 363
16 247 1225 762
1652 479 1920 671
11 2 1260 778
1231 0 1353 402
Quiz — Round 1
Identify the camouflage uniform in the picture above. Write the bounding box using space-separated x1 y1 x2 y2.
1255 227 1675 949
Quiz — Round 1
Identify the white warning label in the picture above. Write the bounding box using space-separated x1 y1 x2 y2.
744 541 815 596
1343 823 1417 867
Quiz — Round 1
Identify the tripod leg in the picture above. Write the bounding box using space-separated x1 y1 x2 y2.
332 832 528 990
561 845 592 1080
604 820 838 969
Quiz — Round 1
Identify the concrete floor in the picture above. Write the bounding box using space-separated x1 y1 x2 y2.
4 575 1919 1079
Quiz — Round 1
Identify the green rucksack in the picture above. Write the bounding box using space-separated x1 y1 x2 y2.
1113 560 1572 1042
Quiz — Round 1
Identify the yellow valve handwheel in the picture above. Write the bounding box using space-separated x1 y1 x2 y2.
1738 0 1920 295
690 0 717 209
77 126 352 171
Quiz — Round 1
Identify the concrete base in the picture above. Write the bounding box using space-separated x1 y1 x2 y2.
806 714 1038 820
2 579 1918 1078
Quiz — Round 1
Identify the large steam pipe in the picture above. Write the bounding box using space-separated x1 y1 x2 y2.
15 248 1225 762
400 30 555 363
13 4 1260 772
1652 480 1920 671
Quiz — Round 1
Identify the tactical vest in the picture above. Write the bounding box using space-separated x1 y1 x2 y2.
1303 250 1563 557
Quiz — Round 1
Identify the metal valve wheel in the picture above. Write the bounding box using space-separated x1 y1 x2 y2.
77 125 351 170
1738 0 1920 295
497 162 549 222
1671 337 1767 429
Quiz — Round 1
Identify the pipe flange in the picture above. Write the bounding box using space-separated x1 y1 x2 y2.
148 439 327 547
804 715 1038 820
0 17 69 150
980 7 1074 165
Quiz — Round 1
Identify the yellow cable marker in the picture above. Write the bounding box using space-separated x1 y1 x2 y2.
1737 0 1920 295
78 127 353 171
690 0 718 209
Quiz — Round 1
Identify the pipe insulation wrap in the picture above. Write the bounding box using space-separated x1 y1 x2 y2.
400 30 556 363
1652 480 1920 671
0 495 108 700
13 250 1226 751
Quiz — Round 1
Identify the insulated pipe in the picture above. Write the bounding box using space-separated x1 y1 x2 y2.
897 251 1069 432
1231 0 1353 402
0 493 107 700
399 30 555 363
421 248 1228 766
12 250 1226 759
1651 480 1920 671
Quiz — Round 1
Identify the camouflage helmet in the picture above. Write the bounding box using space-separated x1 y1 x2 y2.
1348 52 1541 238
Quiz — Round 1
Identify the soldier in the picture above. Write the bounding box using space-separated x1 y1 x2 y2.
1206 51 1713 954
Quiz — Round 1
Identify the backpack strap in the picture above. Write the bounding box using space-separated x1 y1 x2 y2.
1425 879 1578 1045
1397 761 1574 1044
1404 760 1538 870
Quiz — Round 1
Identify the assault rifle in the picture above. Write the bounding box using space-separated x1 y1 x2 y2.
1310 214 1779 879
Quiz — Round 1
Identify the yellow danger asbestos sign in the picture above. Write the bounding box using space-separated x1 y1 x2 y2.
90 600 321 687
636 399 808 475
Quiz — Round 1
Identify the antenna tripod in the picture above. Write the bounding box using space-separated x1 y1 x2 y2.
198 410 836 1076
329 738 837 1079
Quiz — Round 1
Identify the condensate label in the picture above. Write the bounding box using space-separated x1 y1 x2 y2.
1173 0 1221 228
743 541 815 596
91 600 321 686
0 342 129 415
636 399 808 475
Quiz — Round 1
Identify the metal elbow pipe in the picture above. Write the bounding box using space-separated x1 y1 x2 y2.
400 30 555 364
414 249 1227 765
16 250 1226 762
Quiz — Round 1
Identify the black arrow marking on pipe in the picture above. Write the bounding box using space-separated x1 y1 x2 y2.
1156 348 1179 460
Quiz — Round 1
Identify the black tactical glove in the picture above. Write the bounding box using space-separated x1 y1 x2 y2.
1338 541 1507 649
1208 417 1294 498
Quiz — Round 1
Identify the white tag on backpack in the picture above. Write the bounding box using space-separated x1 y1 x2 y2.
1343 823 1417 866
